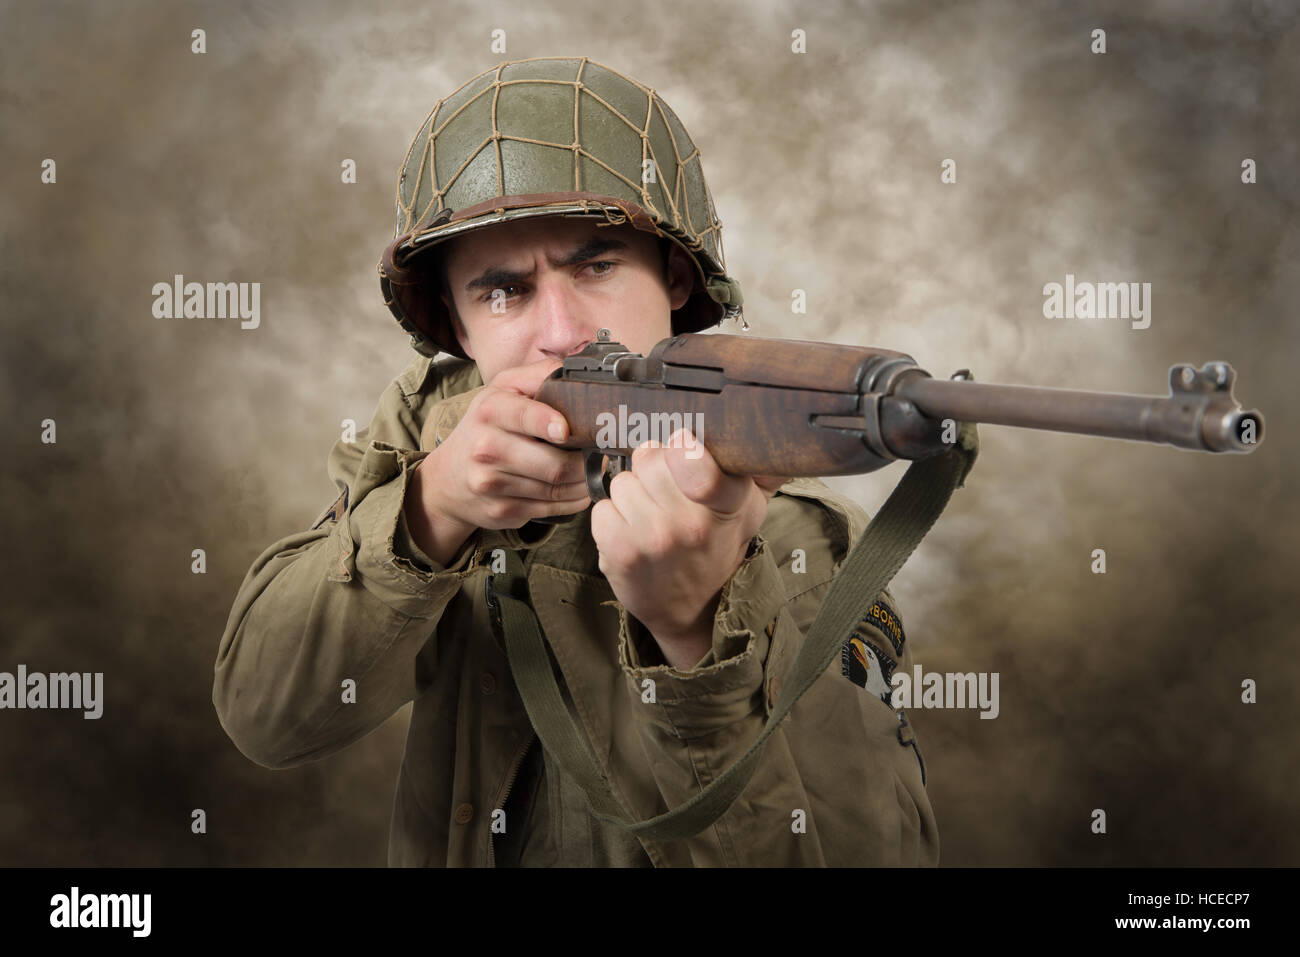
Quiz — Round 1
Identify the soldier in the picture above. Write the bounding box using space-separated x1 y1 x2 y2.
213 56 935 866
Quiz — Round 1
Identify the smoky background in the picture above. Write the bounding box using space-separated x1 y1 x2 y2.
0 0 1294 865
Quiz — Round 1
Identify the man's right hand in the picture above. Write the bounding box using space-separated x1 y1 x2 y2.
403 358 591 566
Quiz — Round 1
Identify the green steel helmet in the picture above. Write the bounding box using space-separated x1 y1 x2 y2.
378 56 745 359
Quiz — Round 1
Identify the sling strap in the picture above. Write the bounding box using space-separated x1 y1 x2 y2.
488 422 978 842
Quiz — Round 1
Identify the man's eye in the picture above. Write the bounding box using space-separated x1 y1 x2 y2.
482 285 523 303
584 261 616 277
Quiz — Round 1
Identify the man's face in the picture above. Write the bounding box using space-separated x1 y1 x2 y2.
437 217 694 384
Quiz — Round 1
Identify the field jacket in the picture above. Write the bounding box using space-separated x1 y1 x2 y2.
212 354 938 867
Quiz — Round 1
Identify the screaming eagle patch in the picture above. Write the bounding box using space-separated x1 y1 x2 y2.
841 598 905 707
841 636 896 707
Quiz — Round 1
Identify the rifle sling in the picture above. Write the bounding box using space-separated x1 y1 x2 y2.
490 422 978 842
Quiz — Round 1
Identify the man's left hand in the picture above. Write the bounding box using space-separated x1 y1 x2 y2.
590 428 787 671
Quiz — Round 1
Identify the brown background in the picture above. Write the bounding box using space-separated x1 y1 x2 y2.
1 0 1295 865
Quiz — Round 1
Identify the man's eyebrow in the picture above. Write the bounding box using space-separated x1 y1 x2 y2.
463 238 629 293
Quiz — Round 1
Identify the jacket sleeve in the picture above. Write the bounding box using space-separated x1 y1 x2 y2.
212 358 487 770
613 480 936 866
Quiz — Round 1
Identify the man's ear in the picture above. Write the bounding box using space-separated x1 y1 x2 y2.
665 243 695 312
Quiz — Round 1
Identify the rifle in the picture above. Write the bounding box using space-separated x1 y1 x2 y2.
495 327 1263 841
535 328 1263 501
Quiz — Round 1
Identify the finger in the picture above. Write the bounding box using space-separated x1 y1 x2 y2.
532 492 592 518
488 434 586 486
661 428 750 515
482 390 572 444
628 440 696 515
590 496 632 552
488 357 564 398
605 468 668 542
472 472 590 502
490 492 593 526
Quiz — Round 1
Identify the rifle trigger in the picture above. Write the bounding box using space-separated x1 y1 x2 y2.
584 452 629 503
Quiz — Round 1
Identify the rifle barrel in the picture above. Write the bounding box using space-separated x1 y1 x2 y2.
892 363 1262 453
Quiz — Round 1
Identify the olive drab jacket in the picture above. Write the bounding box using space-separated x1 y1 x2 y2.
212 354 939 867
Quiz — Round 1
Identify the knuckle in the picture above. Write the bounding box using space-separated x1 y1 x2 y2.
472 469 504 495
470 436 498 464
643 526 673 559
514 402 534 435
470 391 499 421
546 460 570 488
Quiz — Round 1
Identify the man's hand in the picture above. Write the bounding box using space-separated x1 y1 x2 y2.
405 358 590 566
590 428 787 671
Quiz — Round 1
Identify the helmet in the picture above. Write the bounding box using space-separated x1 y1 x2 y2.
378 56 745 359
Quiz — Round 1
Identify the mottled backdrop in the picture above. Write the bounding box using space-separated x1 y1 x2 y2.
1 0 1295 866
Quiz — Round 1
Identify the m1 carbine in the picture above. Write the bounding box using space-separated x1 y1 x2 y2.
535 328 1263 502
504 327 1263 840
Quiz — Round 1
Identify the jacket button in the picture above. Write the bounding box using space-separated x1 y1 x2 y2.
454 803 474 824
479 672 496 695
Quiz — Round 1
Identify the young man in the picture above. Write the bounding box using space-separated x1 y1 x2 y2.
406 215 784 671
213 56 935 866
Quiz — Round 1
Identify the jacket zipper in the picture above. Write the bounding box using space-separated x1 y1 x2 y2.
486 731 537 867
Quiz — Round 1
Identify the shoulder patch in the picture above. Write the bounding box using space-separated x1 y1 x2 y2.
841 596 905 705
312 486 349 530
860 598 905 657
841 637 895 707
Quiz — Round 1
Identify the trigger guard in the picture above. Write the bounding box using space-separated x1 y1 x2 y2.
585 452 628 502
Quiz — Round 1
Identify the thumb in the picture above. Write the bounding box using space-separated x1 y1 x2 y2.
752 475 790 502
661 430 752 516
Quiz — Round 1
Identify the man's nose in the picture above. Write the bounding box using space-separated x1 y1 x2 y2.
532 274 595 358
